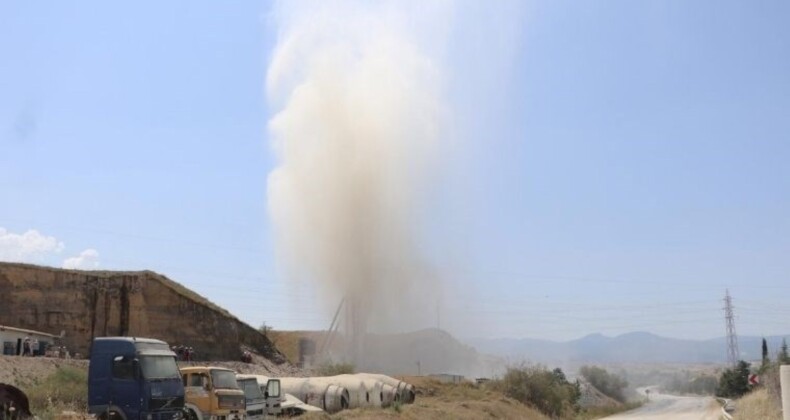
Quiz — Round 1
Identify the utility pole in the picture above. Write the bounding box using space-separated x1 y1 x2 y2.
724 289 740 366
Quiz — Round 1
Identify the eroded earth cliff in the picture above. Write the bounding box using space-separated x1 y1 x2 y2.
0 262 286 363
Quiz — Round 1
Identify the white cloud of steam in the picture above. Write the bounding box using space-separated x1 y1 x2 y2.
0 227 65 263
266 1 451 335
62 249 100 270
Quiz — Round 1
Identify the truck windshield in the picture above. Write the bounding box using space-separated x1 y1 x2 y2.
211 370 240 389
238 379 264 400
139 356 180 379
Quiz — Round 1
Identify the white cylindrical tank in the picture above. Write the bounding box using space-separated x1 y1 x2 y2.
328 374 391 408
323 384 349 413
356 373 415 404
316 375 370 408
380 383 398 407
273 373 415 410
279 377 349 413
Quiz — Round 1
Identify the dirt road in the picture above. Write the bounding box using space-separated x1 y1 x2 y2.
601 388 722 420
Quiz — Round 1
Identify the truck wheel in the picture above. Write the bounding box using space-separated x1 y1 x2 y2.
186 409 199 420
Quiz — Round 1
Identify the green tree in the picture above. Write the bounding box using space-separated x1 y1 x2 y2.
716 360 751 398
760 337 771 373
762 338 769 365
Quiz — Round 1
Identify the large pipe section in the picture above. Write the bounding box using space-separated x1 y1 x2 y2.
356 373 416 404
278 377 349 413
321 374 399 408
269 373 415 412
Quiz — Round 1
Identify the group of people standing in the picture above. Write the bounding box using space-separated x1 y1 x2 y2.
21 336 39 357
18 336 69 358
172 345 195 361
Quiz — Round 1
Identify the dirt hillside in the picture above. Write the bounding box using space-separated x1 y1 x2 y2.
0 262 287 363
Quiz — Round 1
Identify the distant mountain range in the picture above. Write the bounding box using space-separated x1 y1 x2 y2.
466 332 790 364
357 328 501 377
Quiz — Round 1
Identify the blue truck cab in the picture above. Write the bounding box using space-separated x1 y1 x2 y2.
89 337 185 420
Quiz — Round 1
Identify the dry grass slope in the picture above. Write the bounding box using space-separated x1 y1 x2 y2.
0 357 88 388
733 388 781 420
301 376 550 420
0 358 89 420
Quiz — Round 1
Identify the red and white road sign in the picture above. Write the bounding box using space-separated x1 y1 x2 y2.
748 374 760 385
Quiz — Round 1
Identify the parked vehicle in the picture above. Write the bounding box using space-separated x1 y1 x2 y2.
236 375 285 418
235 376 265 420
88 337 185 420
180 367 245 420
238 374 327 416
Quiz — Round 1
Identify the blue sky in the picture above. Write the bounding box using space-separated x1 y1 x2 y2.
1 1 789 342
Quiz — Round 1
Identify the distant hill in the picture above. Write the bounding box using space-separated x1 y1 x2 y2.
466 332 790 364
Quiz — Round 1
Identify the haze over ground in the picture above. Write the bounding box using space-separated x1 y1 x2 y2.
1 1 789 343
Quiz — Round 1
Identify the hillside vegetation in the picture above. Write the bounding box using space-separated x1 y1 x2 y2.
3 356 643 420
303 376 550 420
733 388 781 420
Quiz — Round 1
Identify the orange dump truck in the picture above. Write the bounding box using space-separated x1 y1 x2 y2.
180 366 246 420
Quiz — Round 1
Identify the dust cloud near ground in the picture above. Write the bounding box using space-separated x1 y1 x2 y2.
601 388 720 420
265 1 451 362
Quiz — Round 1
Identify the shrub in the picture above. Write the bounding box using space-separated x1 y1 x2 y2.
391 401 402 413
579 365 628 403
717 360 751 398
492 364 580 418
316 362 355 376
26 366 88 416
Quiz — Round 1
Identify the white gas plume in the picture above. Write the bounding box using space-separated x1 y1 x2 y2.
266 1 451 336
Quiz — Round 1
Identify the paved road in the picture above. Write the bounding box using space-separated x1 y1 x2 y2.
601 388 722 420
